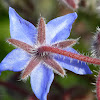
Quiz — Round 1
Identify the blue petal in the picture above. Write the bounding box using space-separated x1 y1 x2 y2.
54 47 92 75
46 13 77 44
0 49 30 72
30 64 54 100
9 7 37 46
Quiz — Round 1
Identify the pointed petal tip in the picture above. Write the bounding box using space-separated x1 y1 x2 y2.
9 7 15 14
68 12 78 19
70 12 77 20
0 49 30 72
87 70 93 75
9 7 12 10
9 7 17 21
9 7 13 10
74 12 78 18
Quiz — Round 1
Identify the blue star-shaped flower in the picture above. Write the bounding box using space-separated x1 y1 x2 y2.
0 7 92 100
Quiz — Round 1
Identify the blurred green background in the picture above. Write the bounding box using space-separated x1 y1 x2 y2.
0 0 100 100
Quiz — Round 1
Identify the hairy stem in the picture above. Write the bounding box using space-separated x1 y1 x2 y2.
38 46 100 65
96 71 100 100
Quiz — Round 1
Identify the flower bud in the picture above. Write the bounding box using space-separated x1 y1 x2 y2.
60 0 80 10
91 28 100 58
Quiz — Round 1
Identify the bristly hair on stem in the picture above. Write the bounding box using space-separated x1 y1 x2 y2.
96 71 100 100
38 46 100 65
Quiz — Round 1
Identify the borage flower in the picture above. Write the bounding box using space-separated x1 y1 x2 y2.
0 7 92 100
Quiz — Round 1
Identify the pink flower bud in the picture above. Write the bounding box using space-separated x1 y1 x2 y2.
61 0 80 10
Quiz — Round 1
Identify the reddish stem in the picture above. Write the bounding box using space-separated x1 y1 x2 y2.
38 46 100 65
96 71 100 100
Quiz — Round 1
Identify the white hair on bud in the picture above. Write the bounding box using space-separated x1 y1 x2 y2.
91 27 100 59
